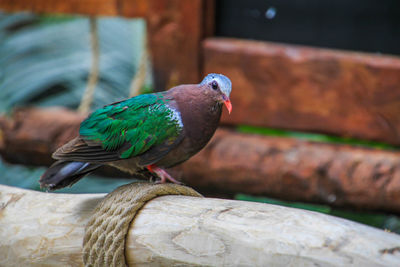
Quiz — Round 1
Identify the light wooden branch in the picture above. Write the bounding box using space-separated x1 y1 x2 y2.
0 184 399 266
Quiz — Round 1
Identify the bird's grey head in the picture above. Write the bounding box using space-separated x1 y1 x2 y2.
200 73 232 98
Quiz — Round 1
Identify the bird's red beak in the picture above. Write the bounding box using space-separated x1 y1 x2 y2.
222 94 232 114
224 99 232 114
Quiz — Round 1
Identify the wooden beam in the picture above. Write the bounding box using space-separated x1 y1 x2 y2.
0 0 149 17
1 185 399 266
147 0 205 91
203 38 400 145
2 107 400 212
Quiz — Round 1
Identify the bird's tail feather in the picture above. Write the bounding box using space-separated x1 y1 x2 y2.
40 161 101 190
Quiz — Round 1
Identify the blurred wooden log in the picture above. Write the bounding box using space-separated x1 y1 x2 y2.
204 38 400 145
2 107 400 212
175 129 400 213
0 107 84 166
1 184 399 267
0 0 149 17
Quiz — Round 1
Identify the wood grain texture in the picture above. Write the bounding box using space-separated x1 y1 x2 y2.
0 185 104 267
203 38 400 145
127 196 400 267
0 185 399 267
0 0 148 17
147 0 204 91
2 108 400 212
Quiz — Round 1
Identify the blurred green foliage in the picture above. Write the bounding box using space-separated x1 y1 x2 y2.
238 125 398 150
0 12 148 193
0 12 149 112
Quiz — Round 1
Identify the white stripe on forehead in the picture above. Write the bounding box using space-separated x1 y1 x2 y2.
200 73 232 97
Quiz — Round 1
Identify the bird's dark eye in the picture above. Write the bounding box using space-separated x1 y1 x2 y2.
211 81 218 90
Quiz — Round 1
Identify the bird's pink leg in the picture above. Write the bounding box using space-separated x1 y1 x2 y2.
146 164 182 184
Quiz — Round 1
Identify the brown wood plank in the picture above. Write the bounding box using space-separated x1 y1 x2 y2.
147 0 204 91
203 38 400 145
0 0 148 17
2 107 400 212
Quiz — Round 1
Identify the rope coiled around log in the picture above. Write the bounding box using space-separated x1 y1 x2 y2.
82 182 202 267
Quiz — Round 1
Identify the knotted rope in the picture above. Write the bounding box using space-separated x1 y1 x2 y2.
82 182 202 267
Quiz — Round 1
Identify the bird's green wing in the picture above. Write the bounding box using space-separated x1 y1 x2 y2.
54 93 183 164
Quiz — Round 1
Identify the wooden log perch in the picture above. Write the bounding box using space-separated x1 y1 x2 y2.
1 184 399 266
2 107 400 212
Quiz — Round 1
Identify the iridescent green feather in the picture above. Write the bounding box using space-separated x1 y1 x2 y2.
79 93 182 159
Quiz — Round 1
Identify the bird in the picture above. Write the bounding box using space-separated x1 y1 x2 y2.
39 73 232 190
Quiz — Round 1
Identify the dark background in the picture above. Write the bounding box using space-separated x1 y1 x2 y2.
216 0 400 55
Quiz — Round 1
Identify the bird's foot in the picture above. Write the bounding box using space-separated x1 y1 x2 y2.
146 165 182 184
148 175 156 183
